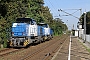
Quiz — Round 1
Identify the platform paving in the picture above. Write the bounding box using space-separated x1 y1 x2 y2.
71 38 90 60
51 37 90 60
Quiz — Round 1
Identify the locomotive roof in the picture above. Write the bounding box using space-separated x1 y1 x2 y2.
38 23 47 25
16 18 35 21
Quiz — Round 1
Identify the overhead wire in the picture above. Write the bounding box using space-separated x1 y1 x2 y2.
45 0 59 18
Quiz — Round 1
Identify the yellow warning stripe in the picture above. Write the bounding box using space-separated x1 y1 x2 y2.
44 36 48 40
10 41 13 46
24 40 29 46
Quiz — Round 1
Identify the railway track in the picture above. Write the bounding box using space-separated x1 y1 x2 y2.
39 36 69 60
0 48 11 53
42 38 68 60
0 35 69 60
40 35 69 60
0 48 24 57
20 35 69 60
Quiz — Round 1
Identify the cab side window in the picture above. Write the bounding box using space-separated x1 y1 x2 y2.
31 20 36 25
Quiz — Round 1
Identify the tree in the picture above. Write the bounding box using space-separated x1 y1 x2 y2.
0 0 68 48
80 11 90 34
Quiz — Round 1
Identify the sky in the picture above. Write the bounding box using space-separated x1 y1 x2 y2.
44 0 90 30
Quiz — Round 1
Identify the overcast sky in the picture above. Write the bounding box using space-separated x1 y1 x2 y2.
44 0 90 30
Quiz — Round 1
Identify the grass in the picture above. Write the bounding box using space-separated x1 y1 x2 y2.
86 49 90 53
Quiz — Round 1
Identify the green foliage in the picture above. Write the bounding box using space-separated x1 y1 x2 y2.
80 11 90 34
0 0 68 48
50 18 67 36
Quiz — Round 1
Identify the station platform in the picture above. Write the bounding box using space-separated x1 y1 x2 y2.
51 36 90 60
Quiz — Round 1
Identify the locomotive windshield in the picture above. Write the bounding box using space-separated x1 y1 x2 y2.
38 23 48 28
16 18 33 24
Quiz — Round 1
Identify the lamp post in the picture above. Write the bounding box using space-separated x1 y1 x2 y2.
83 12 86 43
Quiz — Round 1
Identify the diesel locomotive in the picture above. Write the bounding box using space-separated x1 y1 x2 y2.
8 18 53 47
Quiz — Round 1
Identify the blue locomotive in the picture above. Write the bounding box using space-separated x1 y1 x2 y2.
38 23 53 40
8 18 53 47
